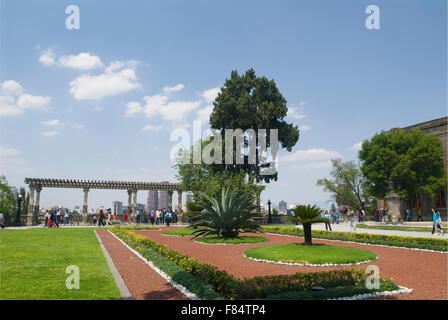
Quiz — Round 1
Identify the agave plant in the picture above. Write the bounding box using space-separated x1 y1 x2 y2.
190 187 262 239
286 204 328 245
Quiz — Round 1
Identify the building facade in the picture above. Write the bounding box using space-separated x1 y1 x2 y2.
147 190 158 211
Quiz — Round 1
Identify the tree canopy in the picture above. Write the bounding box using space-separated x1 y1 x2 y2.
316 159 375 211
359 128 447 200
209 68 300 183
0 175 16 216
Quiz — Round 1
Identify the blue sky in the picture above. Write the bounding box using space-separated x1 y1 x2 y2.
0 0 446 210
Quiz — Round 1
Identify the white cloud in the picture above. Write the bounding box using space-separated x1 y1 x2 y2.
0 145 21 157
127 93 200 122
281 148 341 162
69 123 84 129
299 124 311 132
349 142 363 151
1 80 23 95
125 101 144 117
41 119 60 126
69 61 140 100
17 94 51 110
0 80 51 117
0 96 23 117
39 49 56 66
163 84 184 93
195 105 213 123
141 124 163 132
202 87 220 103
287 107 306 119
58 52 104 70
42 130 59 137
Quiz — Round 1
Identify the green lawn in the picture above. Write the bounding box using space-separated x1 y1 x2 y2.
161 227 196 236
244 243 377 265
0 228 121 300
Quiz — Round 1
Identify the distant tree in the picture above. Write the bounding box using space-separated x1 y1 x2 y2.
0 176 16 219
209 68 300 183
316 159 374 211
359 129 447 205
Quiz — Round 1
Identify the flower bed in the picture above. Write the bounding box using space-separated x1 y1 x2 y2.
262 226 448 252
110 226 404 300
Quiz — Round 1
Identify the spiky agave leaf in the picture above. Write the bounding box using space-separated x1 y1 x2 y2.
190 187 262 239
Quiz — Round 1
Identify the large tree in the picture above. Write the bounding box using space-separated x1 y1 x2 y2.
316 159 375 211
209 68 300 183
359 129 447 203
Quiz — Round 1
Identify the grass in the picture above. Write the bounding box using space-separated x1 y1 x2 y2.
0 228 121 300
244 243 377 265
161 227 196 236
195 236 268 244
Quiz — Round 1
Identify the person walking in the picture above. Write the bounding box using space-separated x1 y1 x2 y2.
0 211 5 229
44 210 50 228
136 209 141 224
98 209 104 227
149 210 155 225
348 208 356 232
381 208 387 223
322 210 332 231
93 214 97 226
406 209 412 221
165 211 171 227
431 208 443 235
64 209 69 225
417 208 423 221
155 209 160 225
123 210 128 224
56 210 61 225
334 209 340 224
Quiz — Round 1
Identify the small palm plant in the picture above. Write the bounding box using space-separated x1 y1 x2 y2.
190 187 262 239
286 204 328 245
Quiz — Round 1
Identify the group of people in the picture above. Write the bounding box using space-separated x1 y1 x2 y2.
145 208 178 227
321 207 367 231
93 208 114 226
90 207 180 227
44 209 70 228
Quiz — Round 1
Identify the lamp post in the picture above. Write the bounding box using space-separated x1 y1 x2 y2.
15 194 23 225
267 199 272 224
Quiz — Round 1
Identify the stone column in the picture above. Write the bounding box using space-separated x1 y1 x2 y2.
385 178 402 224
82 188 89 225
127 189 133 214
177 190 183 210
168 191 173 211
26 186 35 226
133 190 138 218
35 186 42 224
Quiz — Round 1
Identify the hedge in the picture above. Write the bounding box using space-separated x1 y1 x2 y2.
110 226 399 300
261 226 448 252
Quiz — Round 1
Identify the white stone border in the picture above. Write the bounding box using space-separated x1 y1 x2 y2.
107 230 200 300
328 286 413 300
243 254 378 267
263 232 448 254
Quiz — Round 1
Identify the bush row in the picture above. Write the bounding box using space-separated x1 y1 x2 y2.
111 226 375 299
261 226 448 252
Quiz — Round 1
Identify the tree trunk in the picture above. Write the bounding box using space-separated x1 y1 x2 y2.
303 223 312 246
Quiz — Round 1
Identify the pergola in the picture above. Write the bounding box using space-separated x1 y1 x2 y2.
24 178 183 225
